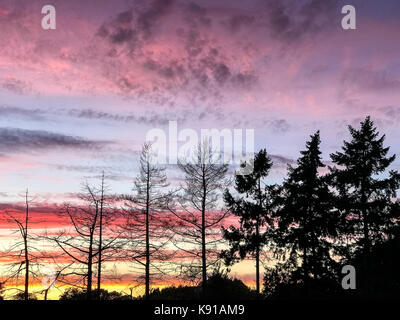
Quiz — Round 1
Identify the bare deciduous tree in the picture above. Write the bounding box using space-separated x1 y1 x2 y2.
167 141 230 294
45 178 121 300
121 143 173 299
0 190 39 300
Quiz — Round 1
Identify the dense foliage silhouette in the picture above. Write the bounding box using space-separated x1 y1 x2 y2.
60 288 131 300
146 271 259 300
1 116 400 300
222 149 275 294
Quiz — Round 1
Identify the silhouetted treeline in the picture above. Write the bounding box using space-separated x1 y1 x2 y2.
1 116 399 300
260 116 400 299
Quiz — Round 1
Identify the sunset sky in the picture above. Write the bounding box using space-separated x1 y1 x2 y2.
1 0 400 298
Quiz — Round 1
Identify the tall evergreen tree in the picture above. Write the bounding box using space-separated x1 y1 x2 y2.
329 116 400 264
272 132 337 287
222 149 274 294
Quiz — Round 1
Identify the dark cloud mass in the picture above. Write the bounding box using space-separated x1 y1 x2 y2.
0 106 46 121
225 14 255 32
0 128 109 154
267 0 338 41
98 0 175 45
0 104 294 134
91 0 340 106
94 0 262 106
137 0 175 38
263 119 291 133
270 154 295 167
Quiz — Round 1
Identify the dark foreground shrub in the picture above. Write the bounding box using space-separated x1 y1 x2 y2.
147 272 259 300
59 288 131 300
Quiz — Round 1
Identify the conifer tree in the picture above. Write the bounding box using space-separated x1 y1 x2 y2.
273 132 337 286
329 116 400 264
222 149 275 294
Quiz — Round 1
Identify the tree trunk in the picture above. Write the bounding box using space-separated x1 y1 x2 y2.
361 180 370 294
303 247 308 294
362 210 370 259
97 173 105 298
201 165 207 295
145 164 150 299
97 214 103 296
87 236 93 300
362 207 370 257
44 289 49 301
255 180 262 295
201 210 207 294
361 180 370 256
24 190 29 301
255 223 260 295
362 199 370 294
24 236 29 301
